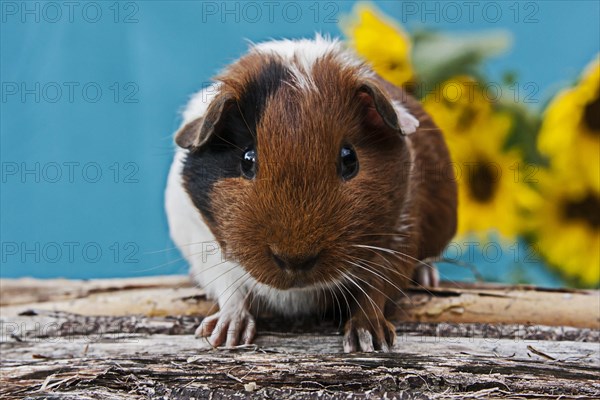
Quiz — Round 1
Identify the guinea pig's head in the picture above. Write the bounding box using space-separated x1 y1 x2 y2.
177 39 418 290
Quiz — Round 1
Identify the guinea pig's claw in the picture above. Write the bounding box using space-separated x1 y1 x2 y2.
195 309 256 348
343 316 396 353
412 263 440 288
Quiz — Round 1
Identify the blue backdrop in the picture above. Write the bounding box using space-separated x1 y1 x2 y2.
1 1 599 282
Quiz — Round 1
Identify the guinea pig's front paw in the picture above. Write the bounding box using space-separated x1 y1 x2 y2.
343 314 396 353
195 308 256 348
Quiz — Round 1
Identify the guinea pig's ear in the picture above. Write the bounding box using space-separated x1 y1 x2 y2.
358 82 419 135
175 93 234 149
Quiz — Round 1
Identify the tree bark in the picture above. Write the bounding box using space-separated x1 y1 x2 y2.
1 276 599 399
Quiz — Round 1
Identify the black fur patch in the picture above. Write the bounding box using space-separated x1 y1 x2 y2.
182 59 291 224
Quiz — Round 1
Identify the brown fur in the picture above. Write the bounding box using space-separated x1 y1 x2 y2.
208 54 412 292
181 49 456 348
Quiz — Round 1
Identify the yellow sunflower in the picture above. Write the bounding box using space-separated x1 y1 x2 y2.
341 3 414 86
538 57 600 193
423 77 538 238
423 76 511 147
529 171 600 286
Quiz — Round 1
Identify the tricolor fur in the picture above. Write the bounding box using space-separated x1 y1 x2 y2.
165 35 456 348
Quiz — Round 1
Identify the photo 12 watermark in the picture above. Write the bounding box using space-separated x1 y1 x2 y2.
1 319 143 344
1 1 140 24
1 82 139 104
1 161 140 184
406 80 540 104
1 241 140 264
398 1 540 24
438 239 541 265
200 1 339 24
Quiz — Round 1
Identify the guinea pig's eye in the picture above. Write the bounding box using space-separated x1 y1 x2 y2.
339 145 359 181
241 147 257 179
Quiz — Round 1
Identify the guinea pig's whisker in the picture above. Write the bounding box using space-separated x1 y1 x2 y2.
352 257 417 295
351 254 411 279
326 274 343 317
134 242 227 275
354 131 397 148
338 275 379 334
320 282 335 322
192 264 244 317
129 247 226 275
353 245 435 291
320 284 327 319
353 252 424 289
249 273 272 316
218 270 251 303
214 132 243 152
143 240 224 254
188 259 232 285
128 254 232 293
192 262 240 293
332 285 344 323
353 232 411 239
212 273 253 327
436 258 485 282
348 260 415 307
354 244 462 292
214 271 252 315
313 280 325 320
250 283 264 316
341 265 407 308
352 242 405 268
368 245 452 284
354 244 428 270
324 280 344 323
341 272 383 318
247 270 269 317
243 275 260 309
127 256 187 273
332 280 352 320
235 101 257 141
345 257 402 289
343 258 411 302
143 245 185 254
341 272 378 313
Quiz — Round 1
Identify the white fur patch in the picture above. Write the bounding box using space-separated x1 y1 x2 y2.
249 277 341 315
392 100 420 134
251 33 369 90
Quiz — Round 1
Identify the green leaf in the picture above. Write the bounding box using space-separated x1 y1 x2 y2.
411 29 512 98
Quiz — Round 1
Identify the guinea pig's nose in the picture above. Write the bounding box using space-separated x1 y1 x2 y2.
272 253 319 272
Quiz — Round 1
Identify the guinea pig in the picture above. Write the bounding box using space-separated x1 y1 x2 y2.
165 35 457 352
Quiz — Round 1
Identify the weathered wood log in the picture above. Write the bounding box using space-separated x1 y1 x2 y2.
1 276 599 399
0 275 191 307
1 312 599 399
1 276 598 328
